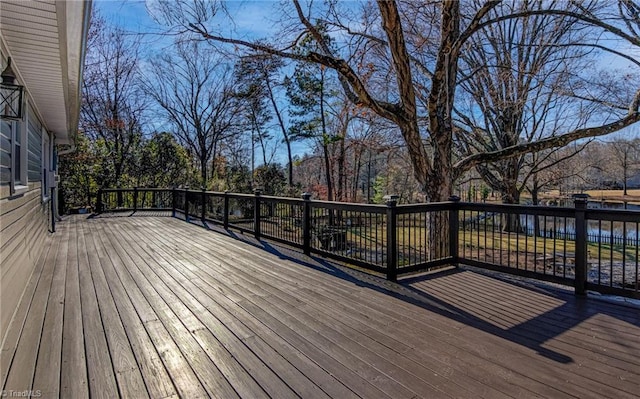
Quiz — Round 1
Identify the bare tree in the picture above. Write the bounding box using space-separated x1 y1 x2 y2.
81 12 146 191
141 41 241 187
149 0 640 187
607 136 640 196
455 1 594 207
149 0 640 256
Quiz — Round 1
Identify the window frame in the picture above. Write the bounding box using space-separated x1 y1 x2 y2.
11 105 28 195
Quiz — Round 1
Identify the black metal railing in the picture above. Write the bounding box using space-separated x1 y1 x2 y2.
96 188 640 299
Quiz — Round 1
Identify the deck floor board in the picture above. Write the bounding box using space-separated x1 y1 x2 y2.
3 214 640 398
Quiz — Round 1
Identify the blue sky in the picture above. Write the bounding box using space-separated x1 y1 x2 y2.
95 0 309 164
95 0 640 158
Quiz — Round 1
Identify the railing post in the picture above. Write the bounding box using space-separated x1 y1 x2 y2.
171 187 177 218
574 194 589 295
254 189 262 239
302 192 312 255
97 188 103 214
184 189 190 222
448 195 461 266
133 187 138 212
223 190 230 229
384 195 399 282
201 187 207 223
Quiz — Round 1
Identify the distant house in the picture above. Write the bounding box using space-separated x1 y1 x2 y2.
1 1 91 343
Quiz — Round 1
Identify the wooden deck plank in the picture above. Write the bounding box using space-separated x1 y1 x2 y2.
75 219 120 398
31 222 67 397
160 228 529 398
116 219 350 399
84 220 210 399
85 223 150 399
150 217 631 399
421 272 640 361
60 216 89 398
132 220 447 399
154 222 556 396
101 221 294 399
93 223 241 399
177 238 520 398
132 231 363 399
122 217 387 399
3 214 640 399
87 220 178 399
96 222 260 399
175 251 457 399
412 273 640 387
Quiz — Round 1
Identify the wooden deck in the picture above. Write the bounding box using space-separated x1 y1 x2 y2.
2 214 639 398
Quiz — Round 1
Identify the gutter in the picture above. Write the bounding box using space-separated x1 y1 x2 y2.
57 142 76 156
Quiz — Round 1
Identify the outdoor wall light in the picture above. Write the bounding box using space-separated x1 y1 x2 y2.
0 57 24 120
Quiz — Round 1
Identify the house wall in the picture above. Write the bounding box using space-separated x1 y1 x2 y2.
0 182 51 342
0 50 54 344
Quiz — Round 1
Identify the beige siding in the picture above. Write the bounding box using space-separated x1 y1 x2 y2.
1 182 51 343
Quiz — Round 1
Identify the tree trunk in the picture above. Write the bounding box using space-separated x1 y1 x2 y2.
322 143 333 201
337 138 346 201
200 156 207 188
264 76 294 189
352 147 363 202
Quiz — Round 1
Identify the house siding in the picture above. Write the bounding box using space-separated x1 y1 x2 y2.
0 182 50 342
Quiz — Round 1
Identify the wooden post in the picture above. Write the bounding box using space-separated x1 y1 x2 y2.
171 187 177 218
574 194 589 295
184 189 190 222
133 187 138 212
117 187 123 208
223 190 230 229
302 193 312 255
449 195 461 266
254 189 262 239
384 195 399 282
96 188 103 214
201 187 206 223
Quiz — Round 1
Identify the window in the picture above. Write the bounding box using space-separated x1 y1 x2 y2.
1 119 11 186
27 103 42 183
0 105 29 196
13 108 27 193
0 54 29 197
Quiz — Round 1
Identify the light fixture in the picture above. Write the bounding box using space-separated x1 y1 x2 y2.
1 57 24 120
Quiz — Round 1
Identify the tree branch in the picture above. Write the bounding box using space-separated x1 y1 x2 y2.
454 112 640 172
